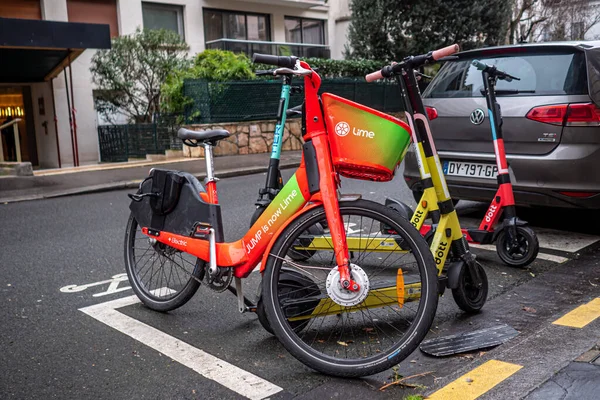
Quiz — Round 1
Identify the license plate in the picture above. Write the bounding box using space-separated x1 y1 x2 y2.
442 161 498 179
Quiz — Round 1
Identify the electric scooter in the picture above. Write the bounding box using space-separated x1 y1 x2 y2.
384 60 539 268
249 66 303 226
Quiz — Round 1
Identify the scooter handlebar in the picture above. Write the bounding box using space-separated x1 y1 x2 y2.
365 70 384 82
472 60 488 71
365 44 459 81
432 44 459 60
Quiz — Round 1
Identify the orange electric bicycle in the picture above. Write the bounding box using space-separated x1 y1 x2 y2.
124 55 438 377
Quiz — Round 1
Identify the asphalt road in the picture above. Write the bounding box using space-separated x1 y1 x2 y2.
1 169 599 399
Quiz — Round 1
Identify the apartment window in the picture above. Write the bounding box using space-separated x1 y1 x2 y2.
203 9 270 42
284 17 325 44
142 2 184 38
68 0 119 38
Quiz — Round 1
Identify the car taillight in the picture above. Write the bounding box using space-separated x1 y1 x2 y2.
565 103 600 126
557 191 597 198
526 103 600 126
526 104 567 125
426 106 438 120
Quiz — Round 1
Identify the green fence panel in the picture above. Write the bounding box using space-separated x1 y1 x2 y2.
183 78 404 124
97 119 180 162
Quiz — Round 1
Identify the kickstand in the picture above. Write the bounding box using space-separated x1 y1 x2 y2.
228 278 257 313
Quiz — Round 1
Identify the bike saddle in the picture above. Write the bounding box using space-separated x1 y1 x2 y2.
177 128 230 145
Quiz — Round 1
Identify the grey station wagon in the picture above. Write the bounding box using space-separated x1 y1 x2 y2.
403 41 600 209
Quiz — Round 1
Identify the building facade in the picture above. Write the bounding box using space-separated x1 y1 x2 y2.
0 0 337 169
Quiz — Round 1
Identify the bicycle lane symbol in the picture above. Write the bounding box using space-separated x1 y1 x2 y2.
60 273 131 297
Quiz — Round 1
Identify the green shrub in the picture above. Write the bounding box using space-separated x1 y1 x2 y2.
161 49 389 119
302 58 387 79
161 50 255 119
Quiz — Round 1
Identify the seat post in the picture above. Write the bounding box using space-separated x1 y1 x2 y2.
203 142 219 203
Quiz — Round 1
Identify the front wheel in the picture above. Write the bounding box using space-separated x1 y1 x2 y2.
451 262 488 313
262 199 438 377
495 226 539 268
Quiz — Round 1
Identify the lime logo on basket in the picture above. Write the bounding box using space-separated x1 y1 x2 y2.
335 121 350 137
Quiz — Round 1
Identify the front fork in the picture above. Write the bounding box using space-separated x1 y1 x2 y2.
310 133 359 292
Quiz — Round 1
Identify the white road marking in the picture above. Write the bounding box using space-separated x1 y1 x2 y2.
533 253 569 264
458 216 600 254
469 243 569 264
80 293 283 400
60 273 131 297
468 243 497 252
533 228 599 253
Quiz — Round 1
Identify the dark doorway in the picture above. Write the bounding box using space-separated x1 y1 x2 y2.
0 86 38 165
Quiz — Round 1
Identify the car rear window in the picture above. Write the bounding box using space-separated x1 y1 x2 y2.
424 50 588 98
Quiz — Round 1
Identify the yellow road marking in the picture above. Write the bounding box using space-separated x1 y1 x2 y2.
428 360 522 400
553 298 600 328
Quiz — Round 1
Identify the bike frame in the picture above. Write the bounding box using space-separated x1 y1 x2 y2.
141 62 356 289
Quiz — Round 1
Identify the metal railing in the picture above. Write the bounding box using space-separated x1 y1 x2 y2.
205 38 330 59
0 118 22 162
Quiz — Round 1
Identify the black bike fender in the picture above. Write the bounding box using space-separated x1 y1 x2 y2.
384 197 414 220
446 261 464 289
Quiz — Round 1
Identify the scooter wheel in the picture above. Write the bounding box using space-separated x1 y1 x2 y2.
452 262 488 313
495 226 539 268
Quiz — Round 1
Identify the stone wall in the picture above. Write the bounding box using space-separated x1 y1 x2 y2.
182 118 304 158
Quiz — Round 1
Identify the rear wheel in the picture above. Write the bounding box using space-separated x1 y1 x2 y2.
262 199 438 377
124 213 203 312
496 226 539 268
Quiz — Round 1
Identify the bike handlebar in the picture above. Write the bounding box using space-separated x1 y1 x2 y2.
252 53 297 69
365 44 460 82
472 59 520 82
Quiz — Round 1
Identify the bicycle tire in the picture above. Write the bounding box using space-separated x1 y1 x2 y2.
262 199 438 377
124 213 204 312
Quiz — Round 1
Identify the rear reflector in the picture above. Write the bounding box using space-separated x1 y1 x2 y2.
426 106 438 120
557 191 597 198
527 103 600 126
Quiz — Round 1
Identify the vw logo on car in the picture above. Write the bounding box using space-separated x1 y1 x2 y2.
470 108 486 125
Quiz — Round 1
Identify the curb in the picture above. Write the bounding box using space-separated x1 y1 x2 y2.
0 161 300 205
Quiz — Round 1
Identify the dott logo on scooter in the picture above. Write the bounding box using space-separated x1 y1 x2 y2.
412 209 424 228
485 204 497 223
434 241 448 265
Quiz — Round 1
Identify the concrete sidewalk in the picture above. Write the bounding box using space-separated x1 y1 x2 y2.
0 151 302 204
